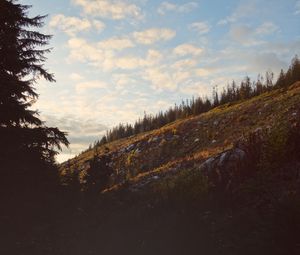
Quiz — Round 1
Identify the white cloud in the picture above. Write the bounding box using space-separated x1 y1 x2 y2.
97 37 135 50
173 44 203 57
195 68 212 77
68 37 106 63
67 37 164 71
146 49 163 65
72 0 143 20
49 14 105 36
76 81 108 92
229 22 279 46
70 73 84 81
296 1 300 15
255 22 279 35
114 56 146 70
172 59 197 70
189 22 211 35
133 28 176 45
179 82 211 96
145 68 177 91
229 25 264 46
93 20 106 31
218 1 256 25
158 1 198 15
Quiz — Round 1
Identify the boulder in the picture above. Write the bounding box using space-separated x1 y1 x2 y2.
199 147 247 190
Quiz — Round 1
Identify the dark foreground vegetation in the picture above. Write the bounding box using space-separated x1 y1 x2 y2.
1 1 300 255
2 109 300 255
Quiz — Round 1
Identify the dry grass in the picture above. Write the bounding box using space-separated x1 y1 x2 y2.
60 84 300 191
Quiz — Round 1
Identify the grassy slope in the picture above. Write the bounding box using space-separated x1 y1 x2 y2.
61 82 300 191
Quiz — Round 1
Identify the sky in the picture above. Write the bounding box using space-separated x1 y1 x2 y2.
18 0 300 162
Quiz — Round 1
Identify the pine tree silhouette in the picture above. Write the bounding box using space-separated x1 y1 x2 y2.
0 0 69 189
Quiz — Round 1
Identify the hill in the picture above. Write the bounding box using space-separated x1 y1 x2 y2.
55 82 300 255
60 81 300 193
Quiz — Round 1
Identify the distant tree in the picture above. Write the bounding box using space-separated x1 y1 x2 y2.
86 147 113 193
85 56 300 152
0 0 69 188
275 69 286 88
290 55 300 84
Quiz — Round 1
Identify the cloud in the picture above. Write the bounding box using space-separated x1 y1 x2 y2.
49 14 105 36
195 68 212 77
255 22 279 35
229 22 279 46
97 37 135 50
172 59 198 70
157 1 198 15
296 1 300 15
72 0 143 20
67 37 164 71
218 1 256 25
179 82 211 96
247 52 287 74
133 28 176 45
173 44 203 56
70 73 84 81
229 25 264 46
76 81 108 92
145 68 177 91
43 114 109 162
188 22 211 35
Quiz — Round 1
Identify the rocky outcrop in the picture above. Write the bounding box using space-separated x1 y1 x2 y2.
199 147 248 190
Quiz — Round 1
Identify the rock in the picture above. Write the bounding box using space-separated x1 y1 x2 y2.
119 147 126 153
148 136 159 143
153 136 159 142
159 138 167 147
165 133 173 141
126 144 135 152
213 120 219 126
198 147 247 190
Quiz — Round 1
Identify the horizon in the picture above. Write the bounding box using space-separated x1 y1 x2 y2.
19 0 300 162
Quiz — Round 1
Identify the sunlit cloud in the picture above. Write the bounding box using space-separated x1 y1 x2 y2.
188 22 211 35
133 28 176 45
49 14 105 36
97 37 135 50
76 81 108 93
157 1 198 15
72 0 143 20
173 44 203 56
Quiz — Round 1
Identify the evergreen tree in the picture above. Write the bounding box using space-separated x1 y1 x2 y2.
0 0 69 187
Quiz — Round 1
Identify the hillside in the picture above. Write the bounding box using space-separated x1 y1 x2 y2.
60 82 300 193
3 82 300 255
52 82 300 255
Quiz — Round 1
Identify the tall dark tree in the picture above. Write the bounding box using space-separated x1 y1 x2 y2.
0 0 69 188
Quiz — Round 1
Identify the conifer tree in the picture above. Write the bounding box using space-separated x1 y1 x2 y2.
0 0 69 186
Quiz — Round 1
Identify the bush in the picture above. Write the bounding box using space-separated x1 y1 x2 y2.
153 169 209 207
